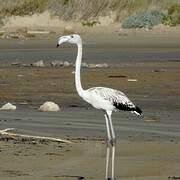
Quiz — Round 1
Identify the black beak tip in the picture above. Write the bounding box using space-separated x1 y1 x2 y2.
56 44 59 48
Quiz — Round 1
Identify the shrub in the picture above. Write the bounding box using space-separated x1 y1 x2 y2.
0 0 48 16
122 10 167 29
81 20 100 27
167 4 180 26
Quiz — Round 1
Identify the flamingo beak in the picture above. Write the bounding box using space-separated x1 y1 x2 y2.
57 36 71 47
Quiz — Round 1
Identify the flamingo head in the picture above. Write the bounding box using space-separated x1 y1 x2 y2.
57 34 81 47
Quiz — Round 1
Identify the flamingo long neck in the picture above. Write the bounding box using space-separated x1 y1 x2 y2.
75 41 85 98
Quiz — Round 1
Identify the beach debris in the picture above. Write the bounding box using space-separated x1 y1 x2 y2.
0 128 72 143
27 30 50 34
81 62 89 68
95 63 108 68
63 61 71 67
0 103 16 110
127 79 138 82
144 116 160 122
51 60 64 67
51 60 109 68
11 62 31 67
31 60 45 67
57 175 85 179
168 176 180 180
108 75 127 78
1 32 25 39
11 62 22 66
88 63 97 68
144 119 159 122
17 74 24 77
152 69 167 72
39 101 60 112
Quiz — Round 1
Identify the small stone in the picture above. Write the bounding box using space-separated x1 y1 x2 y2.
39 101 60 112
95 63 108 68
31 60 45 67
51 60 64 67
81 62 89 68
63 61 71 67
0 103 16 110
88 64 96 68
11 62 22 66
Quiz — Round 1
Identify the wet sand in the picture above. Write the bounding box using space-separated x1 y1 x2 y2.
1 137 180 180
0 32 180 179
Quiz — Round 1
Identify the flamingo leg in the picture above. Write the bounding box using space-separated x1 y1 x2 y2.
107 112 116 180
104 114 111 179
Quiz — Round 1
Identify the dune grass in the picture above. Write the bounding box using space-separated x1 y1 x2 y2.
0 0 179 22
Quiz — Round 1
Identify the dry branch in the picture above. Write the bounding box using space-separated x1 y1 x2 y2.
0 128 72 144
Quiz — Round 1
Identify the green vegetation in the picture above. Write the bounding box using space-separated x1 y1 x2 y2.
122 10 167 29
81 20 100 27
166 4 180 26
122 3 180 28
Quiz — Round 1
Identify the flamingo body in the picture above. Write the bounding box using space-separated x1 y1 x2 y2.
83 87 142 115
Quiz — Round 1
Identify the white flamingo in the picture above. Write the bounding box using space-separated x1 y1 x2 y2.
57 34 142 180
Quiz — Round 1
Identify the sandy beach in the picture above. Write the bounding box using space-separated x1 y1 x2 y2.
0 27 180 179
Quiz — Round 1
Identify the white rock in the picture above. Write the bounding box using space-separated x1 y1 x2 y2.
0 103 16 110
32 60 45 67
95 63 108 68
88 63 96 68
63 61 71 67
51 60 64 67
81 62 89 68
39 101 60 112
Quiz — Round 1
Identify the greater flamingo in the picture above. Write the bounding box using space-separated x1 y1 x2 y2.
57 34 142 180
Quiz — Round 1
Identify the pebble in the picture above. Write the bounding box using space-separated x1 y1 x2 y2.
39 101 60 112
0 103 16 110
31 60 45 67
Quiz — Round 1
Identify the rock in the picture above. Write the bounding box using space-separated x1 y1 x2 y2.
31 60 45 67
39 101 60 112
88 63 96 68
21 64 31 67
81 62 89 68
51 60 64 67
11 62 31 67
11 62 22 66
63 61 71 67
95 63 108 68
0 103 16 110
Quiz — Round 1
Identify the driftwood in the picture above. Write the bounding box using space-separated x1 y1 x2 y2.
0 128 72 144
